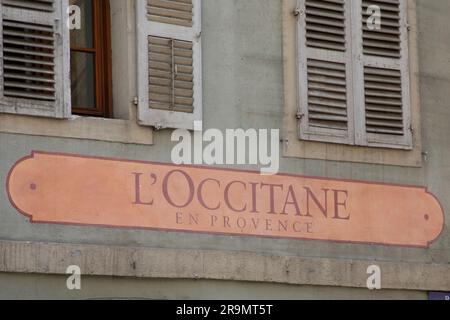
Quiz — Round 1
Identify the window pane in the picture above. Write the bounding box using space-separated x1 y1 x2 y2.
71 52 96 109
69 0 94 48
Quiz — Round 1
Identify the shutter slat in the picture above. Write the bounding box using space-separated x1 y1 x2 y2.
3 72 55 83
147 0 193 27
2 0 54 12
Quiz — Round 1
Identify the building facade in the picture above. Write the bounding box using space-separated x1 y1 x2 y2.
0 0 449 299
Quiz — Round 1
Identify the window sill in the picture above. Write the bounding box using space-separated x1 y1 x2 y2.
0 111 153 146
283 135 422 167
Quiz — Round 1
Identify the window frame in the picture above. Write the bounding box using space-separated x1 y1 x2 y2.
70 0 113 118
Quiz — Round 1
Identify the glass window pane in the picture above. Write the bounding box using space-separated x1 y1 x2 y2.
71 52 96 109
70 0 94 48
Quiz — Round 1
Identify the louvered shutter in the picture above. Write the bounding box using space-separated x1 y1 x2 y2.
0 0 70 118
354 0 412 148
297 0 354 144
136 0 202 130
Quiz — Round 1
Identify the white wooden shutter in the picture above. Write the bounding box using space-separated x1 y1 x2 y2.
0 0 70 118
136 0 202 130
297 0 354 144
353 0 412 149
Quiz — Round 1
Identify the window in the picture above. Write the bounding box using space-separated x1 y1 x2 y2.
0 0 202 130
70 0 112 118
297 0 412 149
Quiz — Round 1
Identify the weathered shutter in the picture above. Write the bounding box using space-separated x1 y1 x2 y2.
297 0 354 144
0 0 70 118
354 0 412 148
136 0 202 130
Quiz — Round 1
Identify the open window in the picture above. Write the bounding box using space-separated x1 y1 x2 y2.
0 0 202 130
0 0 113 119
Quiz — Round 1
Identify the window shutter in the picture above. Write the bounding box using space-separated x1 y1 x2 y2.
297 0 354 144
0 0 70 118
355 0 412 149
136 0 202 130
